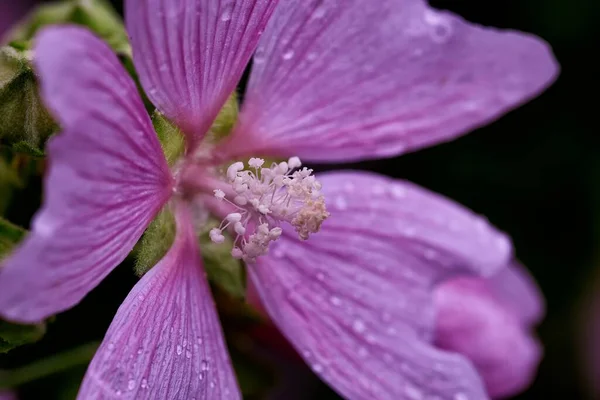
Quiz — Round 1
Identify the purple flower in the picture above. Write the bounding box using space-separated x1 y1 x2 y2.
0 0 557 399
434 262 545 398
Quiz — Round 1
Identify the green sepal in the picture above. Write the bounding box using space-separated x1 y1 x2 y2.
0 46 58 156
7 0 131 57
134 208 177 277
205 92 239 144
0 217 27 261
134 207 246 299
152 112 186 167
0 320 46 354
198 218 246 300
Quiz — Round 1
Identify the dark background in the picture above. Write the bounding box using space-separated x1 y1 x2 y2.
2 0 599 398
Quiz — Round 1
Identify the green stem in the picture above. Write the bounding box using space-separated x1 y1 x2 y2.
0 342 99 389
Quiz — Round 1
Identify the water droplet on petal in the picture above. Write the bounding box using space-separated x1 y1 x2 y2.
186 350 192 359
282 50 295 60
404 384 424 400
312 363 324 373
201 360 209 371
141 379 148 389
220 4 233 21
353 319 366 333
454 393 468 400
334 196 348 210
330 296 341 306
176 345 183 355
107 342 115 351
128 380 136 390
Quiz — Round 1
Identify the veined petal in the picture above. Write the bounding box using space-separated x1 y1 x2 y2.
125 0 279 143
0 27 172 323
78 204 240 400
488 261 545 326
224 0 558 162
249 171 511 399
434 278 542 398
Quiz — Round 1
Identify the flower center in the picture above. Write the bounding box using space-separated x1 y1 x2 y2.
209 157 329 263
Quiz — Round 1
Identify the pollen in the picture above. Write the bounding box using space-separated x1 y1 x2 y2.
210 157 329 263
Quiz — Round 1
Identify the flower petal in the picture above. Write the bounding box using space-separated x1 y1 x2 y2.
434 277 542 398
225 0 558 162
488 261 545 326
0 27 172 323
125 0 279 143
0 391 16 400
249 171 512 399
78 204 240 400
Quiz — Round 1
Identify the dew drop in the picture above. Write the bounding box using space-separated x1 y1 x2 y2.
312 363 324 373
128 380 136 390
197 337 204 345
198 372 205 381
141 379 148 389
201 360 209 371
186 350 192 359
210 381 216 389
316 272 325 281
115 390 122 396
176 345 183 355
454 393 468 400
107 342 115 351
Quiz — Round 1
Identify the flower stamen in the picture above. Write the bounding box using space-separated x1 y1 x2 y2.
210 157 329 263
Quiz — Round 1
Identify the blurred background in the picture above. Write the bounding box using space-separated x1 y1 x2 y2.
0 0 598 398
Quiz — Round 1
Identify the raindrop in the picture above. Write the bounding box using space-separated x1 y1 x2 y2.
107 342 115 351
391 186 407 199
312 363 324 373
199 372 205 381
210 381 216 389
201 360 209 371
220 3 234 21
404 384 423 400
330 296 342 306
128 380 136 391
282 50 295 60
183 339 188 348
334 196 348 210
254 48 266 64
423 10 453 43
353 319 366 333
177 345 183 355
312 3 326 19
141 379 148 389
424 249 437 260
316 272 325 281
115 390 122 396
186 350 192 359
357 347 369 358
454 393 468 400
197 337 204 345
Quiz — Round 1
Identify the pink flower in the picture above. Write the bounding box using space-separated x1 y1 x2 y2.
0 0 557 399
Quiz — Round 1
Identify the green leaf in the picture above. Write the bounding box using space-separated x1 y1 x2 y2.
0 320 46 354
0 217 26 261
0 46 58 155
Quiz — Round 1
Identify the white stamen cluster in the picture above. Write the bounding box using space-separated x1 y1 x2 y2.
210 157 329 263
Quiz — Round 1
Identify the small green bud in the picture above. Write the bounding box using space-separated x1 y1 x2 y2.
8 0 131 57
134 208 177 277
0 46 57 156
